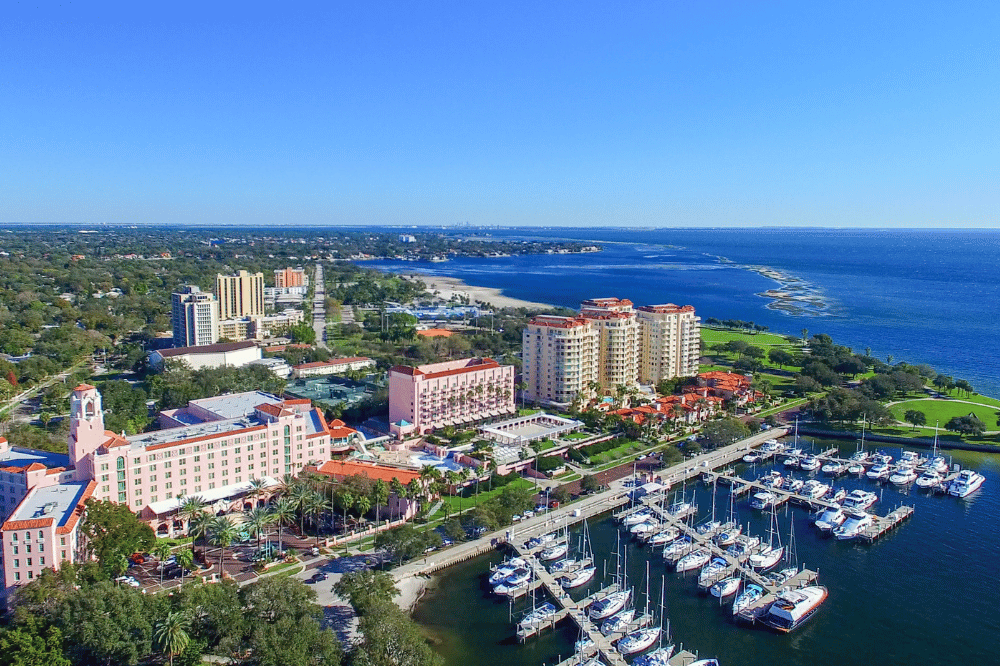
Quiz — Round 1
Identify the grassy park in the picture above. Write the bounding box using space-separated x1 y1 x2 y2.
890 395 1000 431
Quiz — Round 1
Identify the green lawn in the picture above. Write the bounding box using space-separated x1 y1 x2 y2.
518 408 542 416
439 477 534 513
563 432 591 440
701 327 796 347
534 439 556 452
890 397 1000 430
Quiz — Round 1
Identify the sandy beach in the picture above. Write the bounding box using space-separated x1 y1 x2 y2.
395 573 435 613
401 273 557 311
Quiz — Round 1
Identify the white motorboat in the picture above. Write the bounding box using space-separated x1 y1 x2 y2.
667 500 691 517
750 491 777 510
715 523 742 547
489 557 527 585
697 557 729 585
760 585 829 633
799 455 821 471
783 478 804 493
589 589 631 620
540 543 569 561
871 453 893 465
889 465 918 485
915 469 943 490
782 448 803 468
732 583 764 615
661 536 693 559
826 486 847 503
821 460 845 475
527 532 557 548
562 566 597 589
622 511 653 527
695 520 722 537
498 567 531 587
833 509 873 540
574 636 595 653
842 489 878 510
742 451 763 464
687 661 720 666
630 521 658 537
849 449 870 464
726 534 761 559
926 455 949 475
632 645 676 666
766 566 798 586
710 576 741 598
800 480 829 499
813 506 847 532
646 527 680 547
494 579 528 596
866 462 891 480
948 470 986 498
846 462 865 475
550 558 582 574
601 608 636 635
519 602 557 630
761 438 784 453
617 627 661 656
759 471 783 488
675 548 712 573
899 451 922 467
748 544 784 571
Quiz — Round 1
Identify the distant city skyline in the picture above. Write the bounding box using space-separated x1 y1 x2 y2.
2 1 997 229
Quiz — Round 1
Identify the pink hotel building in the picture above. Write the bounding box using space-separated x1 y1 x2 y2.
388 358 515 437
0 384 353 601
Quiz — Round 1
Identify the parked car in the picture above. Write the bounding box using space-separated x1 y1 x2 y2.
115 576 140 588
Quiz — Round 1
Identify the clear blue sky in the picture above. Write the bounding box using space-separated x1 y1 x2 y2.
2 1 997 227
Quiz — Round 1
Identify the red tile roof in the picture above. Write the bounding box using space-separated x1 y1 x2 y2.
312 459 421 485
416 328 454 337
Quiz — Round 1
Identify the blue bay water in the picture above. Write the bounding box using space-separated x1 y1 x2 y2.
357 228 1000 397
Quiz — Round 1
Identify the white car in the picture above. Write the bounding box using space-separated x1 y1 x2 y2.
522 510 535 519
116 576 140 588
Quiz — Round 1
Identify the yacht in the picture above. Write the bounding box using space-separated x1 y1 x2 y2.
765 567 798 586
783 478 804 493
800 480 829 499
948 470 986 498
697 557 729 586
675 548 712 573
742 451 763 464
866 462 891 480
846 462 866 475
732 583 764 615
617 626 661 656
715 523 742 547
647 527 680 547
622 510 653 527
799 455 821 471
761 438 784 453
748 544 784 571
498 567 531 588
574 636 595 653
527 532 557 549
667 498 692 517
889 465 918 485
562 566 597 589
519 602 557 630
630 521 658 538
871 453 893 466
750 491 777 510
926 455 949 475
632 646 676 666
782 449 803 468
849 449 871 464
826 486 847 504
540 542 569 561
489 557 527 585
687 661 720 666
695 520 722 537
759 471 783 488
899 451 922 467
494 579 529 597
842 489 878 510
915 469 943 490
550 558 583 574
821 460 845 476
601 608 636 635
662 536 693 560
589 589 631 620
710 576 741 598
726 534 761 559
833 509 873 540
813 506 847 533
760 586 829 633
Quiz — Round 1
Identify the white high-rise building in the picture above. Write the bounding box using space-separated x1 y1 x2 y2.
636 304 702 382
522 315 599 407
171 286 219 347
580 298 640 391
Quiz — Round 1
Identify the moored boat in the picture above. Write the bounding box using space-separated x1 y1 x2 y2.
842 489 878 510
518 602 557 630
540 542 569 561
710 576 741 598
759 585 829 632
675 548 712 573
799 455 820 471
589 589 631 620
813 506 846 533
750 491 777 510
732 583 764 615
562 566 597 589
601 608 636 635
915 469 942 490
948 470 986 497
866 462 891 480
889 465 918 485
833 509 873 540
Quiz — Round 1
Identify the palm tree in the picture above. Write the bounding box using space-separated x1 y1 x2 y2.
354 495 372 528
244 506 274 553
288 482 312 536
516 381 528 409
334 489 354 534
270 498 295 553
152 542 172 585
389 478 405 522
247 477 268 508
371 480 389 530
175 548 195 585
304 491 331 546
405 479 421 511
154 611 190 666
188 511 213 553
178 496 206 543
208 516 239 577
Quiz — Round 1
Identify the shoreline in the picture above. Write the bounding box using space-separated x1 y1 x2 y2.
398 272 559 311
395 573 436 614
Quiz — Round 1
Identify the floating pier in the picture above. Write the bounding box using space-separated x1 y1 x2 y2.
859 505 914 542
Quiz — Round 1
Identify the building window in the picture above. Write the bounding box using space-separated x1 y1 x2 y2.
39 557 44 566
116 457 125 470
60 537 65 546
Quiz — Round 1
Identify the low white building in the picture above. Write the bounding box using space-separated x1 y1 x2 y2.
292 357 375 378
149 340 262 371
248 357 292 378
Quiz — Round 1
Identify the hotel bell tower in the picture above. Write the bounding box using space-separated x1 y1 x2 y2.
69 384 105 478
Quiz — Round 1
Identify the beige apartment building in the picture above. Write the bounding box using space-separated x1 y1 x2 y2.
216 270 265 320
580 298 640 390
522 298 700 407
636 304 702 382
274 267 306 289
522 315 599 407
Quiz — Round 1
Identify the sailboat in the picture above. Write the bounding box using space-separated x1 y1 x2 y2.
715 490 742 547
617 565 661 656
766 517 798 586
748 505 784 571
562 520 597 588
695 478 722 537
631 578 675 666
589 536 631 620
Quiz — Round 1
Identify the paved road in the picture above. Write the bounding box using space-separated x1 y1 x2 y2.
312 263 328 349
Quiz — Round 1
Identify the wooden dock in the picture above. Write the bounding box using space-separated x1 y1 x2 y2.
859 505 914 542
705 470 841 511
735 568 820 624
